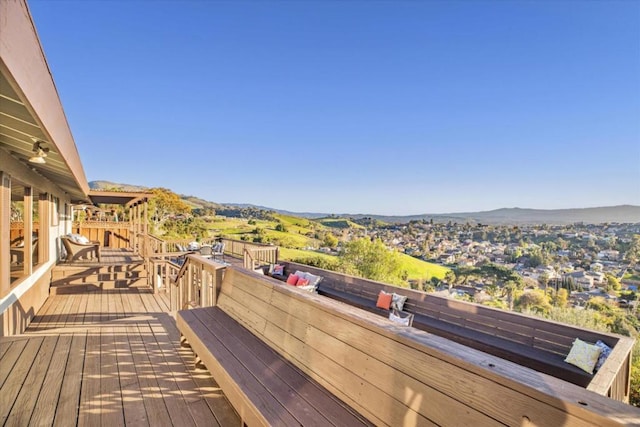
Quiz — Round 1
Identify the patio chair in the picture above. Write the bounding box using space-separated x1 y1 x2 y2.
200 245 213 257
212 242 225 262
10 238 38 265
61 235 101 262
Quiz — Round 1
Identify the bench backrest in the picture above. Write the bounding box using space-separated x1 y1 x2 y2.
281 261 633 400
214 266 638 425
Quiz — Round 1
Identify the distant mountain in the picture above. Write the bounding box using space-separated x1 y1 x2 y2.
89 180 148 192
226 204 640 225
90 182 640 225
224 203 330 219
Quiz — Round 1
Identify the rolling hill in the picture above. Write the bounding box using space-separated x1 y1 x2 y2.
90 181 640 225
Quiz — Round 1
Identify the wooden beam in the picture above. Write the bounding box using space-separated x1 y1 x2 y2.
0 173 10 298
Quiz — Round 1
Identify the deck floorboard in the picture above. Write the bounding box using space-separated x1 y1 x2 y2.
0 251 239 426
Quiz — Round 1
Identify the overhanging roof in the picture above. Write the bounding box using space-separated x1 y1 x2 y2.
0 0 90 203
88 190 153 207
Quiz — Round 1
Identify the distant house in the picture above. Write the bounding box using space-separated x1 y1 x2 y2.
438 253 456 264
565 271 595 290
597 250 620 261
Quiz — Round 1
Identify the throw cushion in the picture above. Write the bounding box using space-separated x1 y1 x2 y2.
297 284 318 293
391 293 408 311
376 291 392 310
296 278 310 287
273 264 285 276
306 273 323 286
389 311 411 326
565 338 602 374
77 235 90 244
595 340 613 371
286 274 299 286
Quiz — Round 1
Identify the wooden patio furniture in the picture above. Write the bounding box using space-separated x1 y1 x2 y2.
212 242 225 262
61 235 101 262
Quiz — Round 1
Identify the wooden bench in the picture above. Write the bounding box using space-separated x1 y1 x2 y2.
177 266 640 426
177 277 372 426
280 261 635 401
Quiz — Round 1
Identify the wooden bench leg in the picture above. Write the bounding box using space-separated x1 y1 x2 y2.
194 355 206 370
180 334 191 348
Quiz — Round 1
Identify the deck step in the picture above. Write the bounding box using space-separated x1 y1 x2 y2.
51 271 146 286
51 263 145 280
50 278 150 295
50 262 149 294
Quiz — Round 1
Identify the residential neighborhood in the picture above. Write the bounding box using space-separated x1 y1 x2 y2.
334 219 640 308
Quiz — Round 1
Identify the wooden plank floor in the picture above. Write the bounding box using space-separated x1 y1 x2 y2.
0 288 240 426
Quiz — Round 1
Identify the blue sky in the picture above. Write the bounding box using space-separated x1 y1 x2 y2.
30 0 639 215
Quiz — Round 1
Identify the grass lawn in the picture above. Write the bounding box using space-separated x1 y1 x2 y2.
279 247 337 263
623 272 640 282
317 218 364 229
398 253 450 280
279 248 450 281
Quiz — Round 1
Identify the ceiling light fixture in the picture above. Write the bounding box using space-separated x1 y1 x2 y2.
29 141 49 164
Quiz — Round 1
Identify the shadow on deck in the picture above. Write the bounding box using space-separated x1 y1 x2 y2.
0 251 239 426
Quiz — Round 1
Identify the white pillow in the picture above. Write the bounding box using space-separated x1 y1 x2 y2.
305 273 323 286
297 283 318 293
77 235 90 244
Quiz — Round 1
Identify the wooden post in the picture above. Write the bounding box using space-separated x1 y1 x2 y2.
0 173 10 298
39 193 49 264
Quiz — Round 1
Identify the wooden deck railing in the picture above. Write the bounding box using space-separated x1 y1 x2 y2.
220 238 276 259
243 246 279 270
71 221 132 248
169 254 226 312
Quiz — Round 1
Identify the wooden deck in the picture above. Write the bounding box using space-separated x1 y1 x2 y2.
0 286 240 426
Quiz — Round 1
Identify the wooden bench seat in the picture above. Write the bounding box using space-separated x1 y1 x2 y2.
178 305 372 427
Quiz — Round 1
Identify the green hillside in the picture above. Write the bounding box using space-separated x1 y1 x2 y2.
317 217 364 229
398 253 449 280
279 247 449 282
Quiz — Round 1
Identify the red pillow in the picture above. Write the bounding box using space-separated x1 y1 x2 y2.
296 278 310 287
286 274 299 286
376 291 392 309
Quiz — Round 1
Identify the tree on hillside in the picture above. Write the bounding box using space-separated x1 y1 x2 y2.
454 266 478 285
605 274 622 292
339 238 405 286
148 188 191 233
552 288 569 308
478 263 523 287
323 233 339 248
502 280 524 311
626 235 640 266
516 289 552 314
444 270 457 288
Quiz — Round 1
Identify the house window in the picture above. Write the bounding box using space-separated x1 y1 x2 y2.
10 181 28 285
52 196 59 226
7 181 48 285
